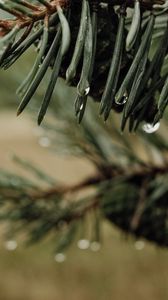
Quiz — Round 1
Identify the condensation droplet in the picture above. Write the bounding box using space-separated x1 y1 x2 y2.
134 240 145 251
90 241 101 252
4 240 18 251
38 136 51 148
77 239 90 250
54 253 66 263
142 122 160 134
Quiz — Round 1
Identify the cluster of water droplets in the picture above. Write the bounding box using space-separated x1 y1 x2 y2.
54 239 101 263
77 238 101 252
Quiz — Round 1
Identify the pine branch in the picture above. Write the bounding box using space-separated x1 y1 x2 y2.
0 1 66 34
0 98 167 249
0 158 167 247
0 0 167 129
32 163 168 199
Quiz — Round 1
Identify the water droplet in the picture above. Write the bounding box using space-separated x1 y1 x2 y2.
134 240 145 251
84 87 90 95
38 136 51 148
80 103 84 111
142 122 160 134
77 239 90 250
4 240 18 251
54 253 66 263
115 91 128 105
90 241 101 252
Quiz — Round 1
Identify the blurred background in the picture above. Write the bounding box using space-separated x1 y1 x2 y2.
0 19 168 300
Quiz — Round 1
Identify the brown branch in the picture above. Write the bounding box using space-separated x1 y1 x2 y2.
0 0 165 33
66 196 100 223
130 179 148 231
0 0 67 32
32 163 168 200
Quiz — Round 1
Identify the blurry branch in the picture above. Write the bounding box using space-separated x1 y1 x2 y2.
0 97 167 249
33 163 168 199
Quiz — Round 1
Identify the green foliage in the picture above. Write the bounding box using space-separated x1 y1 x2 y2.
0 93 167 251
0 0 168 254
0 0 168 129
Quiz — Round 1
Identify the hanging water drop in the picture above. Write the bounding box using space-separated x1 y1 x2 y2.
115 91 128 105
142 122 160 134
84 86 90 95
4 240 18 251
134 240 145 251
54 253 66 263
77 239 90 250
80 103 84 111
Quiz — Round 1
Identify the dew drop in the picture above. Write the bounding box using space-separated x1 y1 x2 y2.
90 241 101 252
54 253 66 263
134 240 145 251
77 239 90 250
142 122 160 134
38 136 51 148
4 240 18 251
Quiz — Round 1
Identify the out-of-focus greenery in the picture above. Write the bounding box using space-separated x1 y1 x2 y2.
0 46 168 247
0 51 36 108
0 33 167 300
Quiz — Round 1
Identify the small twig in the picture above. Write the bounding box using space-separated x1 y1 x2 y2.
130 179 148 231
0 0 67 32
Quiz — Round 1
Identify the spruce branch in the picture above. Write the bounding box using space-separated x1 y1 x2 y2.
0 0 167 129
0 96 167 250
0 152 167 248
